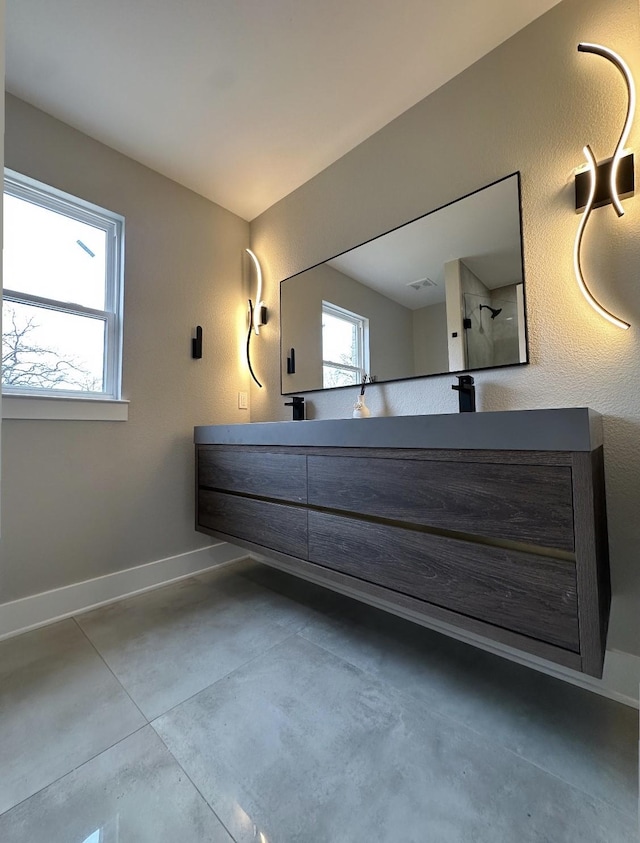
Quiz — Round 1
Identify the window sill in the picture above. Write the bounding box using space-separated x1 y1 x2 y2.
2 394 129 421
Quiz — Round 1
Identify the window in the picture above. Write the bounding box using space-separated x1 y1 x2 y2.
2 169 124 401
322 301 369 388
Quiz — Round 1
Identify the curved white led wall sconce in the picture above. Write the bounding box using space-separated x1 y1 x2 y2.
245 248 267 387
574 43 635 330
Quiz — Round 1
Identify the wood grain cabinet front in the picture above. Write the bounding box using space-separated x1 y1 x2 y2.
307 455 574 551
198 446 307 503
308 510 579 651
195 437 610 679
198 489 308 559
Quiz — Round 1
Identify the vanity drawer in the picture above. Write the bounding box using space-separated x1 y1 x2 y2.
307 456 574 552
198 490 308 557
308 511 579 651
198 446 307 503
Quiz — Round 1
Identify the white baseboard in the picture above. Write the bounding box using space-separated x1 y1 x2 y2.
0 543 248 642
252 553 640 709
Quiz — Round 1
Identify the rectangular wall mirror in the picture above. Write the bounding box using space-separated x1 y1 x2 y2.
280 172 528 394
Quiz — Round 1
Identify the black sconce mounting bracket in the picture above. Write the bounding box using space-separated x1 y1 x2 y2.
575 151 634 211
192 325 203 359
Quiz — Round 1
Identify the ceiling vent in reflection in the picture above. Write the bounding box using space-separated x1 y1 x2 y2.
406 277 436 291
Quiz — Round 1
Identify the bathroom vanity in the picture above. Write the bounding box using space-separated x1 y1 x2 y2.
194 409 610 678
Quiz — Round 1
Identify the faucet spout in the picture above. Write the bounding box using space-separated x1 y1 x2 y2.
284 396 305 421
452 375 476 413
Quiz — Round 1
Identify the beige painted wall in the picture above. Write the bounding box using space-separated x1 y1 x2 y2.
0 95 250 602
411 302 448 375
249 0 640 658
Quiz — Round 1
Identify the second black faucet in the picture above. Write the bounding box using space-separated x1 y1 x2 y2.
284 396 305 420
452 375 476 413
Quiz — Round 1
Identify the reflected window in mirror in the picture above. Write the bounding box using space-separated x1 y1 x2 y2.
322 301 370 388
281 172 527 395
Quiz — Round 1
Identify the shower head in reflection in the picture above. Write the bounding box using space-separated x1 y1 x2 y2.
479 304 502 319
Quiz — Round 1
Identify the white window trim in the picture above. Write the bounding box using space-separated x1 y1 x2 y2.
2 393 129 421
321 301 370 383
2 168 125 406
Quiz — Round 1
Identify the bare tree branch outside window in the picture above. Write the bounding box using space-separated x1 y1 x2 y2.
2 304 102 392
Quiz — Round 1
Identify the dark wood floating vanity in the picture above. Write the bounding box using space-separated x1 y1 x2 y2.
194 409 610 678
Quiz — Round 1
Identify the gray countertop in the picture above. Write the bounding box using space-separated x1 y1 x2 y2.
194 408 602 452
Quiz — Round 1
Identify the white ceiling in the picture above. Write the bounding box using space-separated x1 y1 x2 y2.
6 0 561 221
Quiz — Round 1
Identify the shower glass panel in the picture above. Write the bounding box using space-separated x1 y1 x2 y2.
464 287 522 370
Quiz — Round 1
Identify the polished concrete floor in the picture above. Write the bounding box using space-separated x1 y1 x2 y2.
0 559 637 842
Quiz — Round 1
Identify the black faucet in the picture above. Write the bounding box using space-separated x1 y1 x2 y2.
452 375 476 413
284 396 305 420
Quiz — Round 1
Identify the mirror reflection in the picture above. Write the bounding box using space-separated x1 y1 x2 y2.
281 172 527 394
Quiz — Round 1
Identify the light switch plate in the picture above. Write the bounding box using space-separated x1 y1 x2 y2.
238 391 248 409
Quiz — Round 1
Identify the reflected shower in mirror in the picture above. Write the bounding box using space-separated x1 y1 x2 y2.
280 172 527 394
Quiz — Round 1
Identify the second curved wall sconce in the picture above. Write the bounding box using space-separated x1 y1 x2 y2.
574 42 635 330
246 248 268 387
